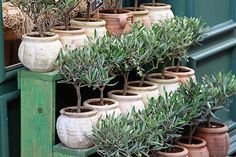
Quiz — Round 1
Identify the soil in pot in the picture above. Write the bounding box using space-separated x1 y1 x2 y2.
150 145 188 157
98 9 133 36
174 136 209 157
165 66 196 84
194 122 229 157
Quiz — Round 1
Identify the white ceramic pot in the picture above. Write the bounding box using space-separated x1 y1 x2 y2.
165 66 196 84
124 7 151 28
147 73 179 95
50 26 87 50
140 3 174 25
127 81 159 106
56 106 98 149
83 98 121 119
70 18 107 38
18 32 63 72
108 90 145 115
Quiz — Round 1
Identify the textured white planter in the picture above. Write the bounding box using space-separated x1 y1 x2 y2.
83 98 121 119
140 3 174 25
147 73 179 95
108 90 145 115
50 26 87 50
18 32 63 72
127 81 159 106
56 106 98 149
71 18 107 38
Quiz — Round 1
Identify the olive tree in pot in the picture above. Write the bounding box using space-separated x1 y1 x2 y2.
146 22 179 95
195 72 236 157
55 47 105 149
83 43 121 119
107 31 149 114
70 0 107 38
164 17 206 84
140 0 174 25
174 79 209 157
98 0 134 36
50 0 87 49
124 0 151 28
11 0 63 72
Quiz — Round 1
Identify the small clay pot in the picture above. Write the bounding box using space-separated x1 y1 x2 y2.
195 122 230 157
98 9 134 36
174 136 209 157
150 145 188 157
165 66 196 84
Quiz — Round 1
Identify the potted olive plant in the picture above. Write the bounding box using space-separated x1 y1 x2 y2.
11 0 63 72
195 72 236 157
98 0 134 36
55 47 104 149
174 79 209 157
71 0 107 38
165 17 205 84
140 0 174 25
124 0 151 28
50 0 87 49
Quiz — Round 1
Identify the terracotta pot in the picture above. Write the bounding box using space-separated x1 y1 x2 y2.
83 98 121 119
174 136 209 157
70 18 107 38
195 122 230 157
127 81 159 106
150 145 188 157
56 106 98 149
165 66 196 84
140 3 174 25
18 32 63 72
98 9 134 36
107 90 145 115
147 73 179 95
123 7 151 28
50 26 87 50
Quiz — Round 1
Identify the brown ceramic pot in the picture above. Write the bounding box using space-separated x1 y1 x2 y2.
174 136 209 157
123 7 151 28
165 66 196 84
98 9 134 36
150 145 188 157
195 122 230 157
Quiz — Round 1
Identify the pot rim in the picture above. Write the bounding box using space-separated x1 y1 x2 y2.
108 90 143 101
127 80 158 91
83 98 119 110
140 3 172 9
22 32 59 42
60 106 97 118
156 145 188 156
174 136 207 148
99 9 133 17
165 66 195 76
71 18 106 27
50 25 85 35
197 121 228 133
123 7 149 15
147 73 179 84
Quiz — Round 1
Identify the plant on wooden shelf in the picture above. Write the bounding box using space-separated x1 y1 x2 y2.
11 0 63 72
195 72 236 157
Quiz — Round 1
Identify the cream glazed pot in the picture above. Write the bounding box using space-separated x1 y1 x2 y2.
140 3 174 24
83 98 121 119
50 26 87 50
56 106 98 149
108 90 145 115
147 73 179 95
71 18 107 38
127 81 159 106
18 32 63 72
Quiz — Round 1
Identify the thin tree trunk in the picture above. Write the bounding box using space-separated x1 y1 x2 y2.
123 73 129 96
152 0 155 6
74 84 81 113
161 62 167 79
99 85 105 105
86 1 90 21
176 59 181 72
114 0 120 14
134 0 138 11
207 114 211 128
139 74 146 87
64 14 69 31
188 124 197 144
